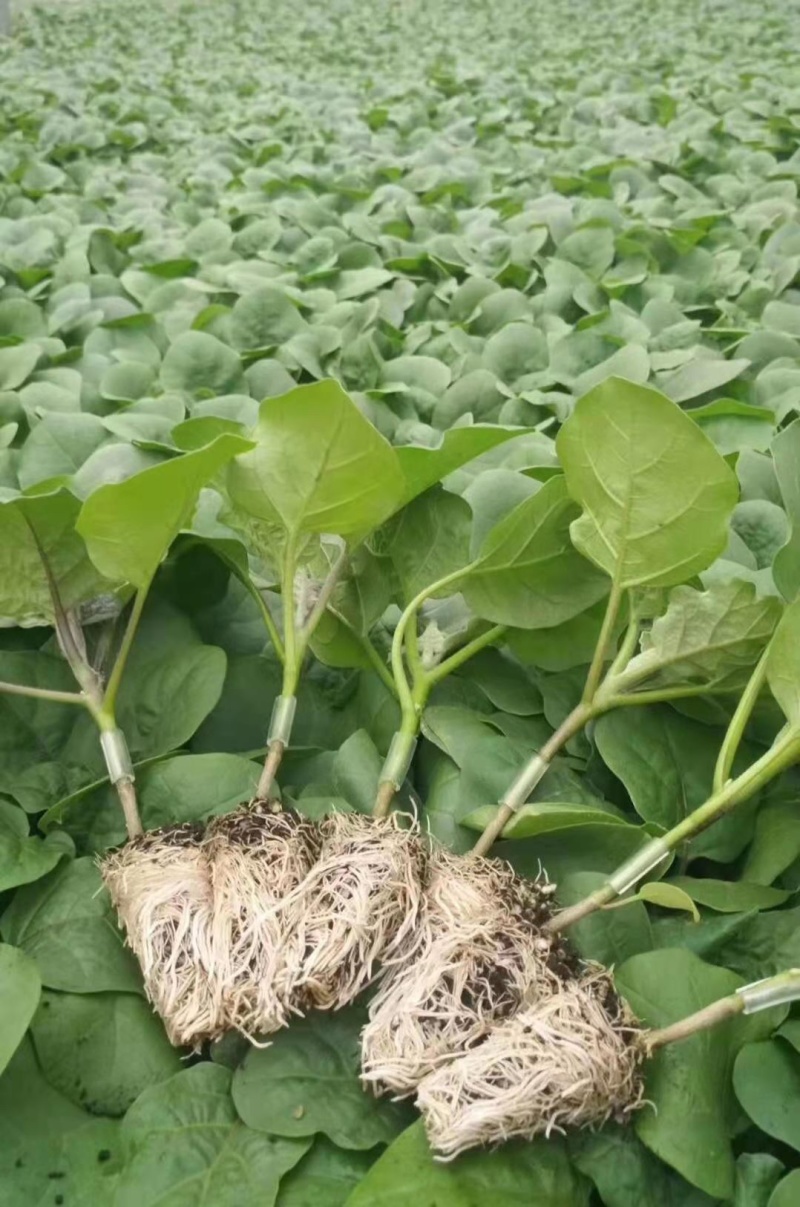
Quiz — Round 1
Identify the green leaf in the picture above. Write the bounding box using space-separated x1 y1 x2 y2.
666 877 790 913
0 801 67 890
615 580 782 694
0 487 110 626
733 1153 786 1207
230 286 307 350
345 1119 591 1207
462 475 608 628
571 1128 715 1207
116 1064 309 1207
595 706 756 861
276 1139 376 1207
160 330 245 395
743 788 800 885
227 381 405 541
636 881 699 921
233 1008 410 1150
382 486 471 602
394 426 527 505
766 597 800 723
0 343 41 391
616 949 783 1200
1 858 141 994
0 944 40 1076
772 418 800 599
16 412 108 491
690 398 775 457
30 991 181 1115
0 1040 122 1206
734 1040 800 1154
462 801 627 840
557 377 738 589
768 1171 800 1207
78 434 250 588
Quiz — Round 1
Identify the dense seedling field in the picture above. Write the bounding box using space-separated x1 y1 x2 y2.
2 0 800 1202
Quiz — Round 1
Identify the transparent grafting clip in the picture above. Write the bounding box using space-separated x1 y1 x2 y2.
100 728 135 785
737 969 800 1014
606 836 672 897
268 694 297 747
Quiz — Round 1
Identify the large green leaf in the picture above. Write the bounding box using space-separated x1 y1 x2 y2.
276 1139 376 1207
0 1040 122 1206
116 1064 309 1207
595 706 756 861
77 435 250 588
616 949 784 1201
0 858 141 994
345 1119 591 1207
232 1008 410 1151
462 475 608 628
381 486 472 602
557 378 738 589
765 597 800 724
0 944 40 1077
734 1040 800 1155
31 990 180 1115
615 581 782 694
0 488 110 626
570 1128 715 1207
394 426 527 505
227 382 405 541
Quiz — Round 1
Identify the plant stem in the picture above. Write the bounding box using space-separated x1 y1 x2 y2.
427 624 507 687
391 566 468 721
582 580 623 704
546 726 800 933
257 741 285 800
471 700 594 856
116 777 143 840
713 648 769 793
646 995 744 1051
0 680 87 707
281 533 300 697
101 581 150 719
373 716 421 818
251 584 285 662
299 543 348 647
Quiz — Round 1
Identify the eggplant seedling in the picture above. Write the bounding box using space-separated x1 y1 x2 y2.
363 379 783 1096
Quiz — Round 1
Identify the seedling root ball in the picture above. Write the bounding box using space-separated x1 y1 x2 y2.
417 969 646 1158
361 851 575 1096
285 811 426 1011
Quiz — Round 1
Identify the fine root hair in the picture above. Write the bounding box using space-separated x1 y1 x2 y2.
417 969 647 1158
205 801 320 1040
284 811 426 1012
361 851 570 1097
100 823 219 1050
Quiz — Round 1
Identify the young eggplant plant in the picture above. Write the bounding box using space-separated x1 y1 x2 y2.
73 436 254 1048
362 377 767 1095
418 966 800 1158
413 603 800 1154
225 381 429 1016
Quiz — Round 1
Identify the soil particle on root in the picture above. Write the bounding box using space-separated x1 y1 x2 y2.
282 811 426 1012
361 851 573 1097
417 969 646 1159
205 800 320 1039
100 823 219 1049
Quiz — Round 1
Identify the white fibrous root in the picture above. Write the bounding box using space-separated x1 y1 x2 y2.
284 811 426 1012
361 851 572 1097
417 969 647 1158
101 823 219 1049
205 802 320 1040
